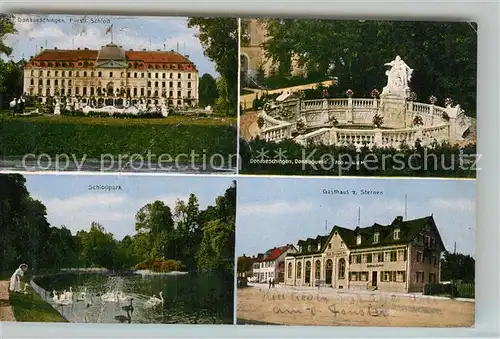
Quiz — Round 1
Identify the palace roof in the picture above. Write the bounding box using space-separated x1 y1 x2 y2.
24 46 196 70
288 215 446 256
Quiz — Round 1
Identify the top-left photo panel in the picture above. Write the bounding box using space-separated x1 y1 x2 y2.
0 14 238 174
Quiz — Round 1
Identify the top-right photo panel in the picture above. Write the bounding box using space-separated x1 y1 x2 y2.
239 19 477 178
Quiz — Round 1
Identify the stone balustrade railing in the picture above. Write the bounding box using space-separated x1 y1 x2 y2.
260 123 293 142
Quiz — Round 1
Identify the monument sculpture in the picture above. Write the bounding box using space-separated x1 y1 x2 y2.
256 56 473 150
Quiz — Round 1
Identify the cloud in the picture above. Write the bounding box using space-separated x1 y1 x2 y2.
238 200 313 216
429 198 475 212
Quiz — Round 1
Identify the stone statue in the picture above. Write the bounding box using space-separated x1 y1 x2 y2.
382 56 413 97
9 264 28 292
54 96 61 115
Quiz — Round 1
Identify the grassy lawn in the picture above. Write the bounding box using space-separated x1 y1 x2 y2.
0 115 237 161
9 286 67 322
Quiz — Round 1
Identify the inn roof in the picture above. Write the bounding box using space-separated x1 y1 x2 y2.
288 215 446 256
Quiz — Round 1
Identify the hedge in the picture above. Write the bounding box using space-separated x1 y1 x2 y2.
0 116 237 161
423 282 474 298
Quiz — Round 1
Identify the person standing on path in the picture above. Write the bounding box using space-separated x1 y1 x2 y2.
9 264 28 293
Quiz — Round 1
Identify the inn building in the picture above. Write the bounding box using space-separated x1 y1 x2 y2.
284 215 445 293
23 43 199 106
252 244 297 283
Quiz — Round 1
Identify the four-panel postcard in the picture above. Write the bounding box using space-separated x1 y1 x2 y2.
0 11 477 334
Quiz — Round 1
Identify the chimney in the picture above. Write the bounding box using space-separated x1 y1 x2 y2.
142 49 146 51
77 47 80 50
54 47 57 50
156 49 160 51
84 47 88 50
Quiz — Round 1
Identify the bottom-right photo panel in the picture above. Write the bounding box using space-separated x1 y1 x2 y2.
236 177 475 327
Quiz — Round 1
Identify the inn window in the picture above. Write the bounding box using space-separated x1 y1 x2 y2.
397 250 406 261
429 273 436 284
366 253 372 263
416 251 423 263
390 251 397 262
396 271 406 282
356 235 361 245
382 271 391 282
384 252 391 262
432 255 437 266
394 229 400 240
350 272 359 281
377 252 384 262
317 243 321 250
296 262 302 279
338 258 345 279
373 232 379 243
355 254 361 264
360 272 368 281
416 271 424 283
425 236 430 247
430 238 436 248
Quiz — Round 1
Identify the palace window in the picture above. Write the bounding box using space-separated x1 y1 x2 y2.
154 90 158 97
76 71 79 77
75 87 80 95
187 82 191 88
377 252 384 262
317 243 321 251
177 90 181 98
340 241 344 248
169 73 173 79
47 71 51 76
155 73 158 79
296 262 302 279
162 81 166 87
67 88 71 95
61 88 65 95
147 90 151 97
30 70 34 76
30 79 34 85
356 235 361 245
155 81 159 87
169 90 173 97
328 243 332 249
382 271 391 282
177 73 181 79
416 251 423 263
39 70 43 76
109 72 113 77
429 273 436 283
141 88 145 96
46 79 50 85
287 263 292 279
98 71 102 77
133 88 137 96
396 271 406 282
134 72 137 78
367 253 372 263
394 228 400 239
54 80 58 86
416 271 424 283
45 88 50 96
188 73 191 79
390 251 397 262
83 71 87 77
141 73 145 78
83 87 87 95
62 71 65 77
177 100 181 105
169 81 173 87
338 258 345 279
148 81 151 87
178 81 181 88
69 71 72 76
373 232 380 243
162 73 166 79
90 87 94 95
38 79 42 85
55 71 58 76
148 73 151 78
68 80 72 86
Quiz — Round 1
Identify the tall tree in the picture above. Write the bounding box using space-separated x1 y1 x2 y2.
198 73 218 107
440 251 475 282
262 20 477 113
187 18 237 113
135 201 174 259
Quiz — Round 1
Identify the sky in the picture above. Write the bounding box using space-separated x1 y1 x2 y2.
3 14 218 77
24 174 234 240
236 177 476 258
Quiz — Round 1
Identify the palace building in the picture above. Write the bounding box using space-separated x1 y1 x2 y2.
284 215 445 293
252 244 297 283
23 43 199 106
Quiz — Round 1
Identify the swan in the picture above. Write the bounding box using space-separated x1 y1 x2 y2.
101 291 119 303
114 309 131 323
64 287 73 301
116 291 130 302
121 298 134 313
76 288 88 302
52 290 60 302
145 291 164 306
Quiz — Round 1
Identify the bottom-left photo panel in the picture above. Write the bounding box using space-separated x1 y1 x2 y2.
0 173 236 324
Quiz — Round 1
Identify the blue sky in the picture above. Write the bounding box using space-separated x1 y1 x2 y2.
24 174 233 240
3 14 218 77
236 178 476 257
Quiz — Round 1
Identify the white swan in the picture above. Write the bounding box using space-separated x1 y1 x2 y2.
101 291 119 303
64 287 73 301
145 291 164 306
116 291 130 302
76 288 87 302
52 290 59 303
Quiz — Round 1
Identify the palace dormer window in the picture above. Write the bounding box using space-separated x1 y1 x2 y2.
340 241 344 248
317 243 321 250
394 228 400 240
356 235 361 245
374 232 380 243
188 73 192 79
328 243 332 249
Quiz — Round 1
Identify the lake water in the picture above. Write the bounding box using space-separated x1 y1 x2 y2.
33 272 234 324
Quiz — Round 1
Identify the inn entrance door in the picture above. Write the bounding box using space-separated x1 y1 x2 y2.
372 271 377 287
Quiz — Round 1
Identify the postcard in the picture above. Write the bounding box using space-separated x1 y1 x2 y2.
0 14 238 173
236 177 475 327
239 19 478 177
0 173 236 324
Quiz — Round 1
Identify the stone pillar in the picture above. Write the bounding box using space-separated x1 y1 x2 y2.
54 97 61 115
374 129 383 147
348 97 353 123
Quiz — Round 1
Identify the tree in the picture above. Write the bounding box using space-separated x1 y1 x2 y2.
135 201 174 260
237 255 254 274
77 222 117 269
0 14 17 56
262 20 477 114
440 251 475 282
198 73 218 107
187 18 237 113
173 194 201 269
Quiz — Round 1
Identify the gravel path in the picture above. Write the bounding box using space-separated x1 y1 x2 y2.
0 280 16 321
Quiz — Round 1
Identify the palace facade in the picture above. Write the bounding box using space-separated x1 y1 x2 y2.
23 43 199 106
252 244 297 283
284 215 445 293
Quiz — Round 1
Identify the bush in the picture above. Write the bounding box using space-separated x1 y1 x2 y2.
423 282 474 298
